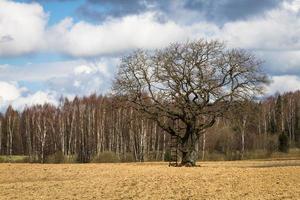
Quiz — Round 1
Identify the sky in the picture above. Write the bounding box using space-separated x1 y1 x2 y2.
1 0 300 110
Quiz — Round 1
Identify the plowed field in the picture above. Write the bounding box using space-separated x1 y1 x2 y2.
0 160 300 199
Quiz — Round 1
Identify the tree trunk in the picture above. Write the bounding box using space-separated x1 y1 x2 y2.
180 131 199 167
162 132 166 161
201 132 206 161
241 116 247 159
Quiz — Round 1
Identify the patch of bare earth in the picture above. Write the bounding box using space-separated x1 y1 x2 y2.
0 160 300 200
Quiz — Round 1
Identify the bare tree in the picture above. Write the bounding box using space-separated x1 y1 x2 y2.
5 106 17 157
113 40 268 166
230 100 257 159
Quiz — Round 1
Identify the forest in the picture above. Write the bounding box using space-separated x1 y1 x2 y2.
0 91 299 163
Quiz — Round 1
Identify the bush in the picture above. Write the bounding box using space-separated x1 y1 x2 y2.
225 151 241 161
91 151 120 163
278 133 289 153
163 150 172 161
46 152 68 163
21 156 33 163
146 152 159 161
0 156 5 163
65 155 78 163
121 153 135 162
0 155 30 163
27 156 40 163
243 150 268 160
204 152 226 161
266 137 278 156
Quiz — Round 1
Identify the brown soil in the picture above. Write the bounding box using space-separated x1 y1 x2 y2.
0 160 300 200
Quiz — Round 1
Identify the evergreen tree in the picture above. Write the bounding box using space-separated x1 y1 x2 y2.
278 133 289 153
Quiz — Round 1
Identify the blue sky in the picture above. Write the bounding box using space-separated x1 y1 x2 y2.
1 0 300 110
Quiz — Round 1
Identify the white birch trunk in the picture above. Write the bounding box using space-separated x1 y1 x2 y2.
202 132 206 161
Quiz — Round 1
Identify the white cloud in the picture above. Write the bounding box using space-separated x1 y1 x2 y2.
0 0 47 56
0 57 118 83
257 50 300 76
73 80 81 87
47 3 300 57
0 64 9 70
0 81 22 102
74 65 95 75
0 81 57 111
1 0 300 58
1 0 300 108
0 60 87 81
0 57 118 108
12 91 58 110
47 13 208 57
0 1 217 57
221 4 300 51
48 58 117 96
282 0 300 12
73 60 115 76
266 75 300 95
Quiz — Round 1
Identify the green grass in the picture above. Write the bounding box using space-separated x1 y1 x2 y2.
199 148 300 161
0 155 30 163
1 149 300 163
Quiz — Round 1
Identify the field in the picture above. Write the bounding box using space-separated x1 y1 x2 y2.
0 160 300 200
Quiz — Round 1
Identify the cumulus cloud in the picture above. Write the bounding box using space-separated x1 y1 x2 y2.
1 0 300 59
257 51 300 76
221 5 300 51
0 60 85 82
0 0 47 56
50 4 300 57
47 58 118 96
74 65 96 75
266 75 300 95
0 57 118 110
46 14 217 57
0 81 57 111
11 91 58 110
1 0 300 109
0 81 23 102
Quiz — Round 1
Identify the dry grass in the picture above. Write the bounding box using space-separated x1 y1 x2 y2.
0 160 300 200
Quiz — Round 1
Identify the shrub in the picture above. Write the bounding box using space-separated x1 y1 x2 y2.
278 133 289 153
0 156 5 163
243 150 268 160
266 137 278 156
146 152 158 161
46 152 67 163
21 156 32 163
163 150 172 161
27 156 40 163
121 153 135 162
92 151 120 163
0 155 30 163
225 151 241 161
204 152 226 161
65 155 78 163
14 156 31 163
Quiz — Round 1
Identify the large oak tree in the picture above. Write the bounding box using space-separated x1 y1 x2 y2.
113 40 268 166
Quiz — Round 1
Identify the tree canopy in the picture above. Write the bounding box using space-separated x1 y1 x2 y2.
114 39 268 166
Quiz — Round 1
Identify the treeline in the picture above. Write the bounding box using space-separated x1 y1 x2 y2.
0 91 300 163
0 95 170 163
